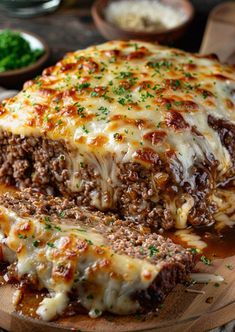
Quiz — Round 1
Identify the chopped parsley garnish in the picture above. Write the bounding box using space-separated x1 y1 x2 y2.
214 282 220 288
44 216 52 230
184 72 193 78
190 248 200 255
33 240 40 247
113 132 122 140
147 60 172 71
118 97 126 105
98 106 109 115
96 106 109 121
184 82 193 91
76 228 87 233
44 115 50 122
113 85 126 95
18 234 27 239
82 125 89 134
75 104 86 118
172 79 181 90
59 211 65 218
148 245 159 257
90 91 99 97
202 91 209 99
77 83 90 90
47 242 56 248
200 255 212 266
36 80 43 87
85 239 93 245
45 223 52 230
174 101 183 106
117 71 132 79
140 91 154 102
54 226 62 232
166 102 172 110
152 83 162 91
56 119 63 126
128 42 139 51
109 56 116 64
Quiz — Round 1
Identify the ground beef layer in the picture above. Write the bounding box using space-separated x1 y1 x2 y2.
0 129 231 230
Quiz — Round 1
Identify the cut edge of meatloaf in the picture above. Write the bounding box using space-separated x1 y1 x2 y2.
0 129 225 230
0 189 195 321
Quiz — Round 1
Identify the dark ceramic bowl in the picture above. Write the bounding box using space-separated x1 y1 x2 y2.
0 29 50 89
92 0 194 43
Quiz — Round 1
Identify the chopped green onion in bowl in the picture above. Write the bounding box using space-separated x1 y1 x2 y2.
0 29 45 73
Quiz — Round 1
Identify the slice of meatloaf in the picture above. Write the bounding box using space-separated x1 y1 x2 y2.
0 40 234 230
0 189 194 321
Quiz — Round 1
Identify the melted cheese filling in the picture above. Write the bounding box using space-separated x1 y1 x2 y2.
213 189 235 229
175 229 207 250
0 207 160 321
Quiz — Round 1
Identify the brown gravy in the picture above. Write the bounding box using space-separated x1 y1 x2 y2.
166 225 235 259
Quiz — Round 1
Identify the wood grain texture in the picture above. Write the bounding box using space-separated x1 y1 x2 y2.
0 256 235 332
200 1 235 63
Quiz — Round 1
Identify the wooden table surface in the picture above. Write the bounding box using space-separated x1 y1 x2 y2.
0 0 209 84
0 1 234 331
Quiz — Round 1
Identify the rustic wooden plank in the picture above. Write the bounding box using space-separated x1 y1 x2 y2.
200 2 235 63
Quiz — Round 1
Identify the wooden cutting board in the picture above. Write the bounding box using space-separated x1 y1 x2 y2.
1 3 235 331
0 256 235 332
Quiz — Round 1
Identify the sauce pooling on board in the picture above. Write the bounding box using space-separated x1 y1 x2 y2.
166 226 235 259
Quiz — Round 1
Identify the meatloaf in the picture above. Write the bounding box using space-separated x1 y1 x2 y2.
0 189 194 321
0 41 234 229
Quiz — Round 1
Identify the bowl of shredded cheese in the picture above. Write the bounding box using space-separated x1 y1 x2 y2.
92 0 194 43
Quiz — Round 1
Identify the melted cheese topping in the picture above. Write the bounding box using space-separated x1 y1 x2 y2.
0 41 234 225
0 207 160 321
0 41 234 173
